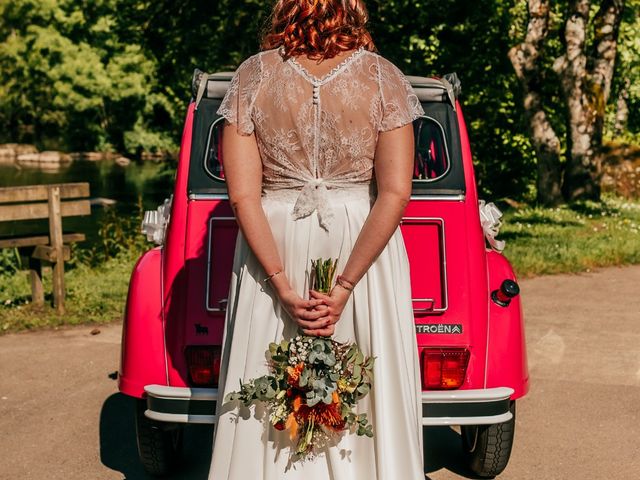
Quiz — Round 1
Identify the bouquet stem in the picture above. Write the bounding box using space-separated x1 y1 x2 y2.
310 258 338 294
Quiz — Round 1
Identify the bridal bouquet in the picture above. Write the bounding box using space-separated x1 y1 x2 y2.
224 258 375 459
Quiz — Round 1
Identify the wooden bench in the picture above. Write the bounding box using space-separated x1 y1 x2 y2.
0 183 91 313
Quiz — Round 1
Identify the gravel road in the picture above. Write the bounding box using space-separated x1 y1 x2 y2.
1 265 639 480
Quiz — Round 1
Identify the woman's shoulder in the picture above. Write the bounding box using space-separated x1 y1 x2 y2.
233 52 262 75
233 48 284 76
362 51 409 78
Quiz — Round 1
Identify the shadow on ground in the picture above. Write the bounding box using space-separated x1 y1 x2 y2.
99 392 214 479
423 426 485 479
99 393 481 479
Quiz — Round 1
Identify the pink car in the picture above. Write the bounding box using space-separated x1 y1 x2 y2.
118 70 529 478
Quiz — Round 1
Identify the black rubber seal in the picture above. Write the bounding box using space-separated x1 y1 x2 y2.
423 397 510 418
147 396 217 417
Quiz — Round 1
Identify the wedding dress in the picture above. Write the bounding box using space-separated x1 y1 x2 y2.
208 47 425 479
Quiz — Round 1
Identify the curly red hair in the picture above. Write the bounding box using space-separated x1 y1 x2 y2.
262 0 376 61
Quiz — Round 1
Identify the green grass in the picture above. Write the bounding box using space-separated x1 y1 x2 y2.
0 249 139 333
1 194 639 335
0 202 147 334
500 194 640 277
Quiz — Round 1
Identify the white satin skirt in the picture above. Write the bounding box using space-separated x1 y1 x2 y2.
208 188 424 479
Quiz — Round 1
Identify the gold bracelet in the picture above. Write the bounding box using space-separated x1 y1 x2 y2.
263 270 283 283
336 275 355 291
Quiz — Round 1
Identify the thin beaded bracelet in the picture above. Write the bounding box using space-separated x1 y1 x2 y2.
335 274 355 292
263 270 283 283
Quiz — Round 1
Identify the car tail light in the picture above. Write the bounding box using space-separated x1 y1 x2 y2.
421 347 470 390
185 345 222 387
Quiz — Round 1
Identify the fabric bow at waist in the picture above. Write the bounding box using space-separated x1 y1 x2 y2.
262 178 372 231
292 178 334 231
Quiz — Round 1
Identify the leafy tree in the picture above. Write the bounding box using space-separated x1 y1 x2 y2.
0 0 175 153
1 0 637 204
120 0 538 200
110 0 272 141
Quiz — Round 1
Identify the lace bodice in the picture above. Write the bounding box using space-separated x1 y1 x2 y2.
217 48 424 230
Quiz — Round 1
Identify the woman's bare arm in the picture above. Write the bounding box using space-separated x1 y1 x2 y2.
309 123 414 335
221 123 327 326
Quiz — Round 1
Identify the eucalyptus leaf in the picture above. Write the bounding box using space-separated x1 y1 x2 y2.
299 368 310 387
306 390 321 407
357 383 370 395
224 392 240 402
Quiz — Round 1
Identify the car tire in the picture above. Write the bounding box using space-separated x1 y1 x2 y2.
460 400 516 478
134 398 184 476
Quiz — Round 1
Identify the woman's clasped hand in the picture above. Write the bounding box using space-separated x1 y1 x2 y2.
277 286 351 337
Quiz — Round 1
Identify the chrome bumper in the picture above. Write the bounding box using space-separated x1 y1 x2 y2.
422 386 514 426
143 384 514 427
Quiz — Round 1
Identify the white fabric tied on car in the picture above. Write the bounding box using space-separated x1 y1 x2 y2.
479 200 506 252
141 195 172 245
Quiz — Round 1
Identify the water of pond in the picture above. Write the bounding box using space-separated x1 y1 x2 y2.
0 159 176 246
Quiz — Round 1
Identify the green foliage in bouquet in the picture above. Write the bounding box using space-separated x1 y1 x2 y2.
225 335 375 458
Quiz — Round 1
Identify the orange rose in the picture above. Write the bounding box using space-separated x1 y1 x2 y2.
286 363 305 387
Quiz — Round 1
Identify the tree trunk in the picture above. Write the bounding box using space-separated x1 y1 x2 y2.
555 0 625 201
508 0 563 206
614 78 630 135
613 78 631 135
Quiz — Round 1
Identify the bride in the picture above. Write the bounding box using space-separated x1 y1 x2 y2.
209 0 425 478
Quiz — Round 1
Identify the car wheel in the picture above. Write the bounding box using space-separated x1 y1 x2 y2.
460 400 516 478
134 398 184 476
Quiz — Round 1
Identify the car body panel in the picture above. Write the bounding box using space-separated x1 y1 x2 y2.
119 74 528 430
118 248 167 397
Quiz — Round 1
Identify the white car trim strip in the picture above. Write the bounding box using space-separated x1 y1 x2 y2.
145 410 217 424
189 193 466 202
421 386 513 403
144 384 218 401
422 411 513 426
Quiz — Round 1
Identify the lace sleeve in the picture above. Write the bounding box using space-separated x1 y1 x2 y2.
216 53 262 136
377 57 424 132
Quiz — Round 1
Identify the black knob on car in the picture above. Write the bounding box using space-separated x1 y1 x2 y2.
491 279 520 307
501 279 520 297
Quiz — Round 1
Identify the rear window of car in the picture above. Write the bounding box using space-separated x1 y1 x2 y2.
188 97 465 196
413 116 450 182
204 117 225 180
203 116 451 183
